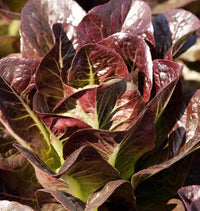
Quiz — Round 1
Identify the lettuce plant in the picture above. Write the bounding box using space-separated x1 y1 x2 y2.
0 0 200 210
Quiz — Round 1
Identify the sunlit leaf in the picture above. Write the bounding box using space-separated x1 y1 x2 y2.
68 44 128 87
20 0 86 59
99 32 153 102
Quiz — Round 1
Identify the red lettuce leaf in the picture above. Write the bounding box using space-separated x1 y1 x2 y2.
63 129 125 161
147 59 182 122
162 9 200 59
132 90 200 187
55 79 144 131
0 129 40 207
63 109 155 179
15 144 121 202
41 114 91 141
0 56 39 94
77 0 154 44
0 77 61 169
134 155 192 209
35 23 75 110
98 32 153 102
86 180 136 211
36 189 85 211
153 59 183 93
178 185 200 211
152 14 172 59
0 200 34 211
68 44 128 88
20 0 86 59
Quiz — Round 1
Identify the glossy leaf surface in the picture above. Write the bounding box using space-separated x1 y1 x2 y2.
20 0 86 59
147 59 182 122
163 9 200 59
77 0 154 44
68 44 128 88
99 32 153 102
178 185 200 211
0 200 34 211
55 79 144 130
0 56 39 94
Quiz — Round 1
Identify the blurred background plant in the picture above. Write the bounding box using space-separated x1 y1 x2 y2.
0 0 27 58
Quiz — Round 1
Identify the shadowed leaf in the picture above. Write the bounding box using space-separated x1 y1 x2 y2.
15 144 120 202
36 189 85 211
86 180 136 211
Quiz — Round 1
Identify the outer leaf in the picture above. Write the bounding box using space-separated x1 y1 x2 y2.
147 60 182 122
77 0 154 44
136 198 185 211
161 90 200 160
68 44 129 87
134 155 192 208
0 128 40 206
178 185 200 211
86 180 136 211
63 109 155 179
163 9 200 45
20 0 86 59
162 9 200 59
132 90 200 187
0 56 39 94
55 79 144 130
121 0 154 45
0 200 34 211
15 144 121 202
153 59 183 93
14 144 70 192
152 14 172 59
0 77 60 169
35 23 75 110
36 189 85 211
115 109 155 179
58 146 121 202
0 125 25 170
30 110 91 158
99 32 153 102
0 164 39 207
